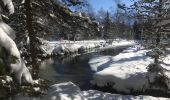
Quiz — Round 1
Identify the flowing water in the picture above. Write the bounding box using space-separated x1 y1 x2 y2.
39 46 129 90
12 46 130 100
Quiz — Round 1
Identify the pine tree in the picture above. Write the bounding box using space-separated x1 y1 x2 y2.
103 11 111 39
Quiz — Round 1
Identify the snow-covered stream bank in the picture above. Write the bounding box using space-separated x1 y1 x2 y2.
39 40 106 57
14 40 170 100
89 45 170 97
15 82 170 100
39 39 135 58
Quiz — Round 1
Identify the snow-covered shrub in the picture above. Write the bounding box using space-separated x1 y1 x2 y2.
146 47 170 90
146 63 170 90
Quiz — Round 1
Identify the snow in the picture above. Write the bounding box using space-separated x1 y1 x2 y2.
89 45 170 93
0 21 33 84
1 0 15 14
0 22 19 58
100 39 135 50
0 22 16 39
41 82 170 100
41 40 106 56
112 39 135 47
0 2 32 84
10 57 33 84
43 82 87 100
89 47 150 72
82 90 169 100
41 39 135 57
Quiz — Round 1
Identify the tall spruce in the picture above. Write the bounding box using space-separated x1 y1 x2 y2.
103 11 111 39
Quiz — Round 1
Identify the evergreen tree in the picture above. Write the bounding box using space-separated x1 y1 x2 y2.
103 11 111 39
9 0 101 78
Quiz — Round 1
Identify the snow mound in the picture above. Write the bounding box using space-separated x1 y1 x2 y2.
112 40 135 47
89 46 155 93
43 82 87 100
42 82 170 100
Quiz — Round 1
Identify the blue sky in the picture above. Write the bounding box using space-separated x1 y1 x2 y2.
89 0 132 12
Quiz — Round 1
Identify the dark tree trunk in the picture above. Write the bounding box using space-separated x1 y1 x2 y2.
156 0 162 46
24 0 39 79
154 0 162 64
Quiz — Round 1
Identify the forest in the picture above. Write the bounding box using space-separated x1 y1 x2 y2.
0 0 170 100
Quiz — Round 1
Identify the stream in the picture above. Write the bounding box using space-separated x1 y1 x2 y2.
39 46 129 90
13 46 130 100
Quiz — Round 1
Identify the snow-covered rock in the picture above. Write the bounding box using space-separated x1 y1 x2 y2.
52 45 65 56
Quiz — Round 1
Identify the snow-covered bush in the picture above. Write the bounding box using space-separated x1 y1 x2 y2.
146 47 170 90
147 63 170 90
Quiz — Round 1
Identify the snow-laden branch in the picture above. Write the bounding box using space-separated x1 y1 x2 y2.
0 0 33 84
0 22 33 84
1 0 14 14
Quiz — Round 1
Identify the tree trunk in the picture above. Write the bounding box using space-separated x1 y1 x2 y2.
24 0 39 79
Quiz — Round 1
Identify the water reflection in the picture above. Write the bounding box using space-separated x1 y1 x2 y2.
39 47 126 90
40 53 94 90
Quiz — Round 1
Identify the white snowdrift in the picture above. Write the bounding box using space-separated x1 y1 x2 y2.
43 82 87 100
112 39 135 47
89 46 170 93
41 82 169 100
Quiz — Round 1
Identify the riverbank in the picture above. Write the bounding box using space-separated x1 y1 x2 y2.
14 41 170 100
43 82 170 100
39 39 135 58
14 82 170 100
39 39 106 58
89 45 170 97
